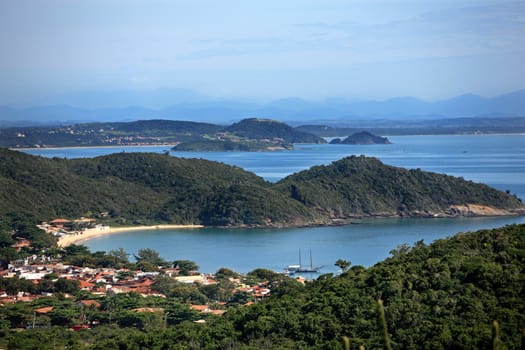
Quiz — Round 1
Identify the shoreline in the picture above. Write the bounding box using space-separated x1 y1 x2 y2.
11 133 525 151
13 144 178 151
56 224 204 247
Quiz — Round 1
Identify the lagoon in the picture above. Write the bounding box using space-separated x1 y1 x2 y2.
23 134 525 273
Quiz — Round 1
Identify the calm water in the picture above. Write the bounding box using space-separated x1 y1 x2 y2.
23 134 525 274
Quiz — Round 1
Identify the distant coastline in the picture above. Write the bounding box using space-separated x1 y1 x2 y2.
57 224 204 247
13 144 178 151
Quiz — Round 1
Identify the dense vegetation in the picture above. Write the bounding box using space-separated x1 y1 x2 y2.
0 118 323 148
1 224 523 349
330 131 391 144
0 149 522 227
224 118 325 144
275 155 524 219
0 120 224 148
0 148 314 227
172 139 292 152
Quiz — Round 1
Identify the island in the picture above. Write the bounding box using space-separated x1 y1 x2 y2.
172 118 324 151
329 131 392 145
172 139 293 152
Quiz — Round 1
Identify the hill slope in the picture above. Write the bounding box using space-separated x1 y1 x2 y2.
0 149 522 226
224 118 325 143
0 149 314 227
218 224 525 348
330 131 392 144
275 155 524 220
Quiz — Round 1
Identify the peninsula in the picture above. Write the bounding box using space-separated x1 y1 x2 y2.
0 118 324 149
1 148 523 229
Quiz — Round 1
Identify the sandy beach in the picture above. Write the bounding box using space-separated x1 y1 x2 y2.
57 224 204 247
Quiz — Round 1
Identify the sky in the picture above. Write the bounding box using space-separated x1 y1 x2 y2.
0 0 524 107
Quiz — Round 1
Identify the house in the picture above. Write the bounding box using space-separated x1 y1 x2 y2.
78 300 101 309
190 304 226 316
34 306 54 314
49 219 72 229
11 239 31 251
175 275 206 284
79 280 95 291
73 218 97 229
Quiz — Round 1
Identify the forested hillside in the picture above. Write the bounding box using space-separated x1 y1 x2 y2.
2 224 523 349
225 118 325 143
275 155 524 219
329 131 391 144
0 149 522 227
215 224 525 349
0 149 315 227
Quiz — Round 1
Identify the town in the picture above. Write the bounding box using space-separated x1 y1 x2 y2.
0 217 306 331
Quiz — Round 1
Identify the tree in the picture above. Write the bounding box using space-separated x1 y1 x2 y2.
335 259 351 273
173 260 199 276
246 268 282 284
134 248 167 267
108 248 129 265
215 267 238 280
54 278 80 293
0 230 14 248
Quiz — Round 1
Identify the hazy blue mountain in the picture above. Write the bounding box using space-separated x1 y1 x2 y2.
35 88 207 109
1 89 524 126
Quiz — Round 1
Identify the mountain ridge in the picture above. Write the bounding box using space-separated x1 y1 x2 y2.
2 89 525 126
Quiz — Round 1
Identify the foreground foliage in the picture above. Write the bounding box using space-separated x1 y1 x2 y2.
1 224 523 349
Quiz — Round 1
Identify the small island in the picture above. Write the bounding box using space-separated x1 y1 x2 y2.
172 139 292 152
330 131 392 145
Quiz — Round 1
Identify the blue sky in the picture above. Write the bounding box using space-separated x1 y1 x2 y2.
0 0 524 106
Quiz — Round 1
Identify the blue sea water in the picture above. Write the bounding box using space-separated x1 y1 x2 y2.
23 134 525 274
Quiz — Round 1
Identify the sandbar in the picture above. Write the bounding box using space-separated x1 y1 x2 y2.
57 224 204 247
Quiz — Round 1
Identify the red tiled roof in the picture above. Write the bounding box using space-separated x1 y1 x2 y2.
35 306 54 314
79 280 95 289
80 300 100 308
190 304 209 312
49 219 71 224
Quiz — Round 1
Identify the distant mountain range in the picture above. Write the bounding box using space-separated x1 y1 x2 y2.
1 89 524 127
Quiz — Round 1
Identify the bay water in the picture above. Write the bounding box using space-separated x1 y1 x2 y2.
23 134 525 274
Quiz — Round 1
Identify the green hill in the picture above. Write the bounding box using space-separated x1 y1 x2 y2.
330 131 392 144
224 118 325 143
0 149 314 227
216 224 525 348
275 155 524 220
172 139 292 151
0 149 522 227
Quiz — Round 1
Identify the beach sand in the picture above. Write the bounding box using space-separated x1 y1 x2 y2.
57 224 204 247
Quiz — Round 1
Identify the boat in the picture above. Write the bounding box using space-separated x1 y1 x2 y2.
284 249 321 274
